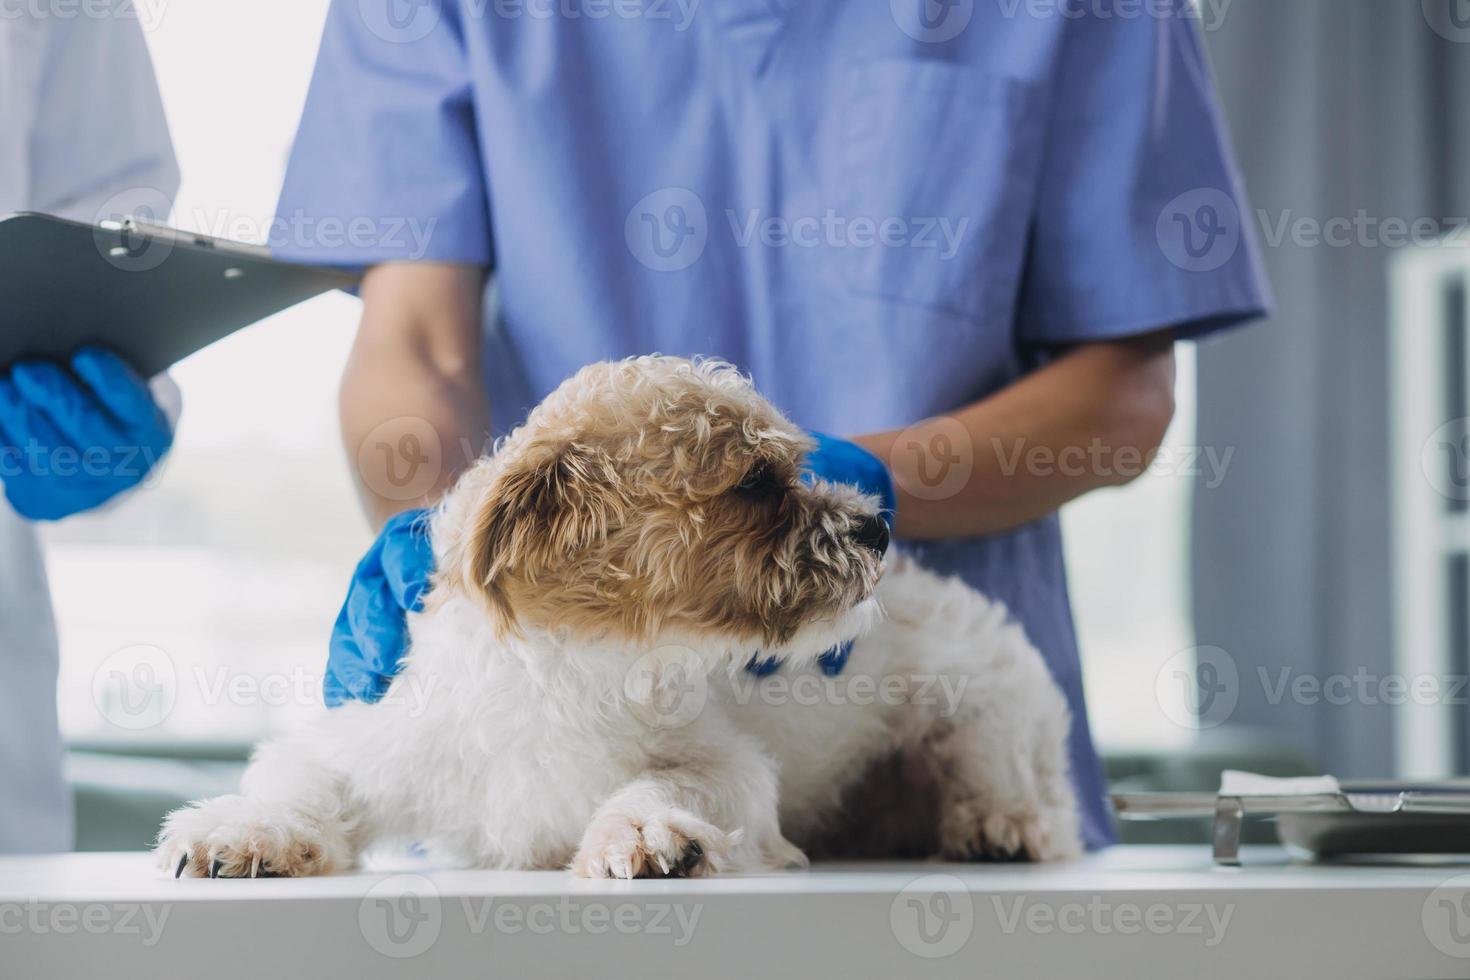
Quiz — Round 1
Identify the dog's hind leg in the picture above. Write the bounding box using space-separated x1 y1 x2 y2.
156 736 366 878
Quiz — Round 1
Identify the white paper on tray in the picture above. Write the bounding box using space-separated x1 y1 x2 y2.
1219 770 1341 797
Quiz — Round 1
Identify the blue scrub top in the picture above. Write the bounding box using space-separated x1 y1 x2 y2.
276 0 1272 849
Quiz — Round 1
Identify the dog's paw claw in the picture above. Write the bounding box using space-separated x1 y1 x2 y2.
156 795 343 879
939 800 1082 863
571 809 730 879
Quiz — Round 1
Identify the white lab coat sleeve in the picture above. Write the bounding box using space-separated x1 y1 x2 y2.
0 8 179 854
22 6 181 222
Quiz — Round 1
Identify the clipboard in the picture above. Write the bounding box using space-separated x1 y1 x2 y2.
0 212 361 376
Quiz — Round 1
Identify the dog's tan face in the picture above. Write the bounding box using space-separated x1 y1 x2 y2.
441 357 887 649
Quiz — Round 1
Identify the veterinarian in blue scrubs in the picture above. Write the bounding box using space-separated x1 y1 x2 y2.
275 0 1270 849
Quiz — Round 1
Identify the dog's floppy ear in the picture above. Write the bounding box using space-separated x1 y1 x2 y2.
461 442 620 635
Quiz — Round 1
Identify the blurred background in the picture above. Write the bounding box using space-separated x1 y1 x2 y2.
42 0 1470 846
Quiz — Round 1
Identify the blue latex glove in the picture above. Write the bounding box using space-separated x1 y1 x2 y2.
748 431 896 678
325 508 435 706
0 348 172 521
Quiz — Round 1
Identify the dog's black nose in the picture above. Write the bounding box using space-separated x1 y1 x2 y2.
853 514 890 556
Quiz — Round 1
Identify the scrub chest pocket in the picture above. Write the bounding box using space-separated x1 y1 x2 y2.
824 61 1046 323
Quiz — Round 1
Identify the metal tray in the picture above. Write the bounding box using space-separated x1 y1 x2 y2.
1112 782 1470 864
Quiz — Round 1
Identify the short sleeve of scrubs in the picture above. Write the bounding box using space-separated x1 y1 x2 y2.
273 0 489 269
1017 3 1272 346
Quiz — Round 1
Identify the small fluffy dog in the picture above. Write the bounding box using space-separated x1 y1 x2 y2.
158 357 1080 878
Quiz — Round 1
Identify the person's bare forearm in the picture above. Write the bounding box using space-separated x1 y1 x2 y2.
853 331 1177 540
341 263 491 530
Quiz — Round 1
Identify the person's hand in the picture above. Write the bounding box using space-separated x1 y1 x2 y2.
804 431 897 528
747 431 895 678
325 508 435 706
0 347 173 521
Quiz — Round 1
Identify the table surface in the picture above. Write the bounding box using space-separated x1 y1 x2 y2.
4 845 1470 979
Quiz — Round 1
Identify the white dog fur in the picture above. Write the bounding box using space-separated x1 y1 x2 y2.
158 357 1081 879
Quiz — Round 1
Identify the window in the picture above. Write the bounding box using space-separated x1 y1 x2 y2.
1064 344 1198 750
48 0 361 742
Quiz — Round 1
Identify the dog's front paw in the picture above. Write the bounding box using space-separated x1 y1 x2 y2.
939 799 1082 863
156 795 346 879
571 808 736 879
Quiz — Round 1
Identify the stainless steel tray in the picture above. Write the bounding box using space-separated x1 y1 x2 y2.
1112 784 1470 864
